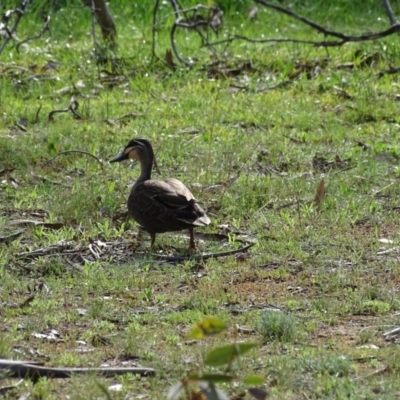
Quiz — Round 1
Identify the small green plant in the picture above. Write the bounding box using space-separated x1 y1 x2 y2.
357 329 375 345
359 300 390 315
140 288 153 302
168 317 266 400
256 310 297 343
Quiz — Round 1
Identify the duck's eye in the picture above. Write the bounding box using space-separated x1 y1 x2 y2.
127 147 140 160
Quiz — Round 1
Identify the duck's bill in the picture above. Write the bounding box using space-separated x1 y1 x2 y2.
109 152 128 163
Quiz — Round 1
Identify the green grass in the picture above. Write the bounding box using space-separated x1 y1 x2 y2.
2 0 400 398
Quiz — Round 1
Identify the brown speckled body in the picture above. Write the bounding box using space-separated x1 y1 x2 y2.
110 139 210 249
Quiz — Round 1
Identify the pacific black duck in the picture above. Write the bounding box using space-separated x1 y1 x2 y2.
110 138 211 249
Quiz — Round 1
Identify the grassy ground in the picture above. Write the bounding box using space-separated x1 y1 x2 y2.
2 0 400 398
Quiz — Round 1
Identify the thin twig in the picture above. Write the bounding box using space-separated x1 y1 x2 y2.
0 229 24 244
151 242 255 263
383 326 400 337
43 150 104 168
377 65 400 77
48 97 82 121
0 359 155 379
209 34 328 47
188 0 400 59
0 379 24 396
255 0 358 39
32 104 42 124
254 0 400 47
210 24 400 49
355 365 388 380
170 22 191 66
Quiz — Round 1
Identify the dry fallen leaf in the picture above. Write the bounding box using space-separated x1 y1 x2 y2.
165 49 177 71
313 179 325 210
248 6 259 19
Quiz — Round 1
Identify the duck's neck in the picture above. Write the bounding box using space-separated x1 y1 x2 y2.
134 148 153 187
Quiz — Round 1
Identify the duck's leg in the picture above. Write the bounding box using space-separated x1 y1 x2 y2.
188 228 196 250
150 232 156 249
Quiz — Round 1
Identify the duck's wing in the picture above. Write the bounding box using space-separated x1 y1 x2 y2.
139 179 210 226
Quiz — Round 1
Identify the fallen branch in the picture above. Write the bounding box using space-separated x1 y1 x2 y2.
0 229 24 244
0 379 24 396
377 65 400 77
43 150 104 169
383 326 400 338
355 365 388 381
151 242 255 263
48 97 82 121
0 359 155 379
17 242 76 260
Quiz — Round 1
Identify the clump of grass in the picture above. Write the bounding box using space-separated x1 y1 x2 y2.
256 310 297 343
296 354 352 377
359 300 391 315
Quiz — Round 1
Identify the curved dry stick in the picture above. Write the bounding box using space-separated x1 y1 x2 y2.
43 150 104 169
378 65 400 77
209 34 323 47
32 104 42 124
0 359 155 379
170 22 191 66
48 107 70 121
383 0 397 26
0 229 24 244
210 24 400 49
253 0 400 47
254 0 345 39
151 242 255 262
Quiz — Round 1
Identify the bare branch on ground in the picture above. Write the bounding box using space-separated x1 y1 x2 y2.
43 150 104 169
377 65 400 77
48 97 82 121
0 359 155 379
152 242 255 263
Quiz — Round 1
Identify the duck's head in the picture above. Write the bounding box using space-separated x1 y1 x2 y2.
110 138 153 163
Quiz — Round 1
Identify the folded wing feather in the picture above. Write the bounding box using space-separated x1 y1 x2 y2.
140 179 210 226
